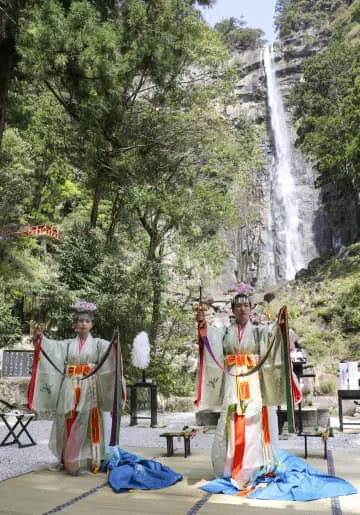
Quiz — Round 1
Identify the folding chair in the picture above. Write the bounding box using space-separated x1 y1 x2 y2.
0 399 36 448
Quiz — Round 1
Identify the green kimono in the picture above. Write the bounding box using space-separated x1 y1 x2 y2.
31 334 115 474
197 321 288 489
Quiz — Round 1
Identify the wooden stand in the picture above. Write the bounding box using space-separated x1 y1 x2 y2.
297 432 333 459
130 382 158 427
160 431 197 458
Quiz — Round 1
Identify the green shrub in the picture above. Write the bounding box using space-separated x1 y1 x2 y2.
342 307 360 332
320 381 337 395
0 296 22 348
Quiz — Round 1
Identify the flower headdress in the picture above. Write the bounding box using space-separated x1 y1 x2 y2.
230 283 254 296
229 283 254 306
71 301 97 312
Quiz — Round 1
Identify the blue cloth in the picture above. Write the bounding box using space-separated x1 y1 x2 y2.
101 447 182 493
200 449 358 501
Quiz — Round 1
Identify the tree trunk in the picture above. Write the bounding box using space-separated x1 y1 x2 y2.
147 234 163 349
106 193 120 245
150 265 162 348
0 0 27 146
0 37 16 147
90 176 102 227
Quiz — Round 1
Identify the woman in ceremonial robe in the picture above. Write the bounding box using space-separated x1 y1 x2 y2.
195 284 300 491
28 302 122 475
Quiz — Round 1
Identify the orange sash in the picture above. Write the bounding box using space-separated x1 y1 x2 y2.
226 354 256 403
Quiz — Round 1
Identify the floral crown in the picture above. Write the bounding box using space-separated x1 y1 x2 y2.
71 301 97 312
229 283 254 305
230 283 254 296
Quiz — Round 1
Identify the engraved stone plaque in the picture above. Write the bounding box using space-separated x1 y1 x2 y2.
2 350 34 377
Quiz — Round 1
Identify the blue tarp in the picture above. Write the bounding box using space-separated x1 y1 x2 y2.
101 447 183 493
200 449 358 501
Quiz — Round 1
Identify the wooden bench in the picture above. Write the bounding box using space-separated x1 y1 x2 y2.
160 430 197 458
297 431 334 459
0 400 36 449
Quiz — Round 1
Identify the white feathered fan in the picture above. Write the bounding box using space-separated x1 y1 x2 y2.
131 331 150 382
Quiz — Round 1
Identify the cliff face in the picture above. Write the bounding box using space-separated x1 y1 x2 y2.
209 27 333 299
218 48 269 294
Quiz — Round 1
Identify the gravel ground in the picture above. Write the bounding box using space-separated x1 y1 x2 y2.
0 412 359 482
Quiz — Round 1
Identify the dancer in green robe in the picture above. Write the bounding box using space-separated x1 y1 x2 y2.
28 302 120 475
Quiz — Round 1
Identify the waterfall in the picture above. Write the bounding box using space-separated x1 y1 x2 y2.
263 45 306 281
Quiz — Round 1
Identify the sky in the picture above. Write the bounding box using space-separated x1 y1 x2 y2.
200 0 277 44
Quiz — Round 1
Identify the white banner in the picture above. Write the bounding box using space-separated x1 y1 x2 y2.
339 362 359 390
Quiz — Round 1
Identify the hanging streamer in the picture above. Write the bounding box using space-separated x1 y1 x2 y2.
278 306 297 434
27 333 42 410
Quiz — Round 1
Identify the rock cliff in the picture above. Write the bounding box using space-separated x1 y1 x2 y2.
208 27 333 301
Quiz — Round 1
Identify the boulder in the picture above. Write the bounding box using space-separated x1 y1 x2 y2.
195 409 220 426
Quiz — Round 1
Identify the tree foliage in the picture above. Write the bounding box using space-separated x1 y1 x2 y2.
275 0 344 37
0 128 34 234
291 16 360 243
0 296 22 348
215 17 266 50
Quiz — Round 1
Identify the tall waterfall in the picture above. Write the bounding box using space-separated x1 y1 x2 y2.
263 45 307 281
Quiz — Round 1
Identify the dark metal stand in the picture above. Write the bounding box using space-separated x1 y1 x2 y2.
0 399 36 448
130 381 158 427
0 414 36 448
296 402 303 434
0 412 36 448
338 389 360 431
300 432 330 459
293 361 315 434
160 432 193 457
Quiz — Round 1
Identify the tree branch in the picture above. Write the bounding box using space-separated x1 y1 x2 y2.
44 80 79 121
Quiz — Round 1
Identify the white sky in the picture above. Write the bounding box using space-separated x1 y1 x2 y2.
200 0 277 43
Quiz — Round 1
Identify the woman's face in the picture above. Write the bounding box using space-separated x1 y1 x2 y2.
232 301 251 326
75 315 93 337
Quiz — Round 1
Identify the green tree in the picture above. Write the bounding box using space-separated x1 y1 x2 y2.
275 0 343 37
57 218 104 290
291 36 360 242
17 0 228 227
2 0 259 395
215 17 266 50
0 296 22 347
7 84 82 224
0 128 34 235
107 99 239 343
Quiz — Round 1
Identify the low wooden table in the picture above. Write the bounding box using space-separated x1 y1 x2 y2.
160 431 197 458
297 431 333 459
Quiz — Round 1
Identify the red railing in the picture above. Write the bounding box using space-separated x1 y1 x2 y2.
17 224 62 239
